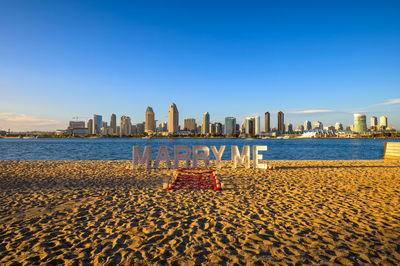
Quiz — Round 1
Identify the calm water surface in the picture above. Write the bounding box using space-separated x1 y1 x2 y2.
1 138 398 160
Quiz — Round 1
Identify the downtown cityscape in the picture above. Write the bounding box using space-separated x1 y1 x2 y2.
34 103 393 138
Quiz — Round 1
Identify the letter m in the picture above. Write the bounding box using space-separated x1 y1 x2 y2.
133 146 152 169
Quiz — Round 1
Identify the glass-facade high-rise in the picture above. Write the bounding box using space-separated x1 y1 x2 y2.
202 112 210 135
110 114 117 135
304 120 312 131
93 114 102 135
224 117 236 135
353 114 367 133
379 116 387 129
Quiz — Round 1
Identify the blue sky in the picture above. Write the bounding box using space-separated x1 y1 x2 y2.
0 0 399 131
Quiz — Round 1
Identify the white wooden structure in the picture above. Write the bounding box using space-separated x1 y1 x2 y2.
383 142 400 159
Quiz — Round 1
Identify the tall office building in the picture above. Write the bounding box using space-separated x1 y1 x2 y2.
184 118 196 132
168 103 179 133
370 116 377 128
93 114 102 135
312 121 323 130
335 122 343 131
69 121 85 129
87 119 93 135
145 107 155 133
202 112 210 135
120 116 132 136
224 117 236 135
254 115 260 136
110 114 116 135
304 120 312 131
158 122 168 132
136 122 145 134
286 123 293 133
278 111 284 133
245 117 255 135
264 111 270 133
353 114 367 133
379 116 387 129
215 123 222 134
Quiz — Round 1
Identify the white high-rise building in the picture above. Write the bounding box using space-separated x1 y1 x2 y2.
254 115 260 136
202 112 210 135
168 103 179 133
353 114 367 133
379 116 388 129
120 116 132 136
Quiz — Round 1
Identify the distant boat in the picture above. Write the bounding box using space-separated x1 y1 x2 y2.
23 136 34 139
142 136 152 139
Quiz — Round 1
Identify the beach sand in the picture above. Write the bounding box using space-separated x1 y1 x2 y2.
0 160 400 265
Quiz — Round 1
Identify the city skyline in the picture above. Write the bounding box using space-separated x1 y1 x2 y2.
1 1 400 131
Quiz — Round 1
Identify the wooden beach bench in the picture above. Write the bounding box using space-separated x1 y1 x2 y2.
383 142 400 159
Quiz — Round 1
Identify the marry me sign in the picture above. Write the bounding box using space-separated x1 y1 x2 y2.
132 145 268 169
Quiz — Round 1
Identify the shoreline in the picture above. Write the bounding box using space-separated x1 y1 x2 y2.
1 160 400 264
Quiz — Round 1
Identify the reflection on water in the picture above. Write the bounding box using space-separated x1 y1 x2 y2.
0 138 397 160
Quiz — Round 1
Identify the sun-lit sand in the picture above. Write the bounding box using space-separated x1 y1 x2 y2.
0 160 400 265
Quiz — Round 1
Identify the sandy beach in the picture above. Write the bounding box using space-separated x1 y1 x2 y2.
0 160 399 265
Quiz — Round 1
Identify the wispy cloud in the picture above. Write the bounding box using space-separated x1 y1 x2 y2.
374 98 400 106
0 112 62 130
287 109 334 114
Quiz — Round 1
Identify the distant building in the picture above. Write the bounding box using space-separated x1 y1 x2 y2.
136 122 145 134
184 118 196 132
264 111 270 133
168 103 179 133
145 107 155 133
87 119 93 135
69 121 85 129
224 117 236 135
353 114 367 133
254 115 260 136
110 114 117 135
245 117 255 135
202 112 210 135
285 123 293 133
296 125 304 133
335 122 343 131
120 116 132 136
312 121 323 130
278 111 284 133
304 120 312 131
209 123 216 134
196 125 201 133
158 122 167 132
215 123 222 134
380 116 388 130
93 114 102 135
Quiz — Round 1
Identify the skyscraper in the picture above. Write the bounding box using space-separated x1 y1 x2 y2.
245 117 255 135
93 114 102 135
370 116 377 128
202 112 210 135
312 121 323 130
120 116 132 136
278 111 284 133
87 119 93 135
145 107 155 133
264 111 270 133
168 103 179 133
335 122 343 131
110 114 116 135
254 115 260 136
184 118 196 132
224 117 236 135
353 114 367 133
304 120 312 131
379 116 387 129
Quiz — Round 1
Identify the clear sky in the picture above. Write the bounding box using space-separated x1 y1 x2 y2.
1 0 399 131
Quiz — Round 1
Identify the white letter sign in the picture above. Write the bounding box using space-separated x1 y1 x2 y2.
133 146 152 169
192 146 210 168
154 146 172 169
231 145 250 168
211 146 225 169
253 145 267 169
174 146 191 168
